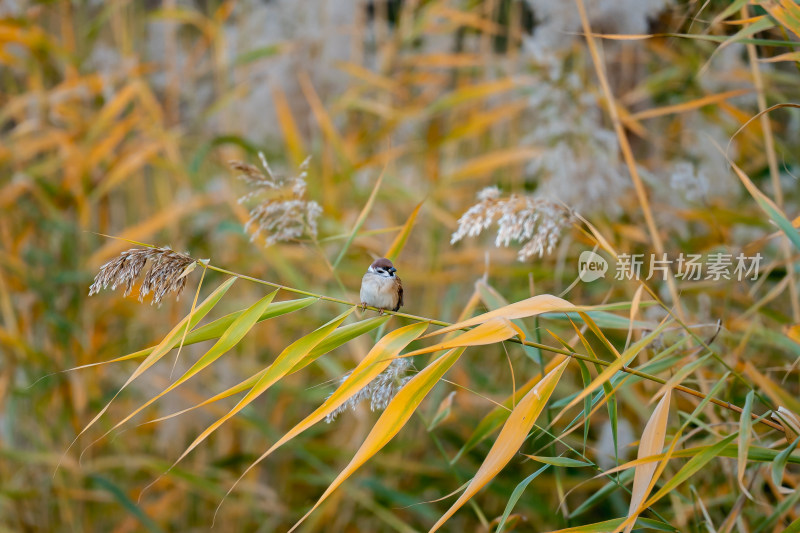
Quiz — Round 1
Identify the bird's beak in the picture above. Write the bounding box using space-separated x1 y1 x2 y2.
389 267 397 273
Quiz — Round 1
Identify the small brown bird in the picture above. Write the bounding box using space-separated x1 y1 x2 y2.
359 257 403 314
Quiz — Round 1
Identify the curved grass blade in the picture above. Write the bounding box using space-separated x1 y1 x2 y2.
771 436 800 491
170 308 355 468
699 16 775 74
298 71 354 166
773 406 800 442
477 281 648 331
653 353 711 403
217 322 430 514
448 147 542 182
742 363 800 415
737 391 755 500
52 296 316 374
629 89 751 121
560 321 617 458
523 455 593 468
234 44 281 66
710 0 749 26
640 432 739 510
289 346 467 532
442 98 529 143
548 518 627 533
540 311 655 331
424 294 574 337
622 390 671 533
494 464 549 533
429 358 569 532
613 377 747 532
764 0 800 39
600 438 800 478
427 78 523 114
385 201 423 263
569 469 635 519
289 315 391 373
270 84 307 166
576 311 621 359
141 315 390 426
332 167 385 269
727 156 800 251
452 355 569 464
550 322 669 427
545 517 677 533
476 281 541 363
56 277 235 470
90 475 163 533
575 359 592 450
96 290 279 439
574 212 618 258
188 134 259 177
428 391 456 431
405 317 523 357
625 286 644 351
174 297 317 349
753 487 800 533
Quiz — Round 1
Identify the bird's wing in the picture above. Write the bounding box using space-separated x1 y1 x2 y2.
394 276 403 311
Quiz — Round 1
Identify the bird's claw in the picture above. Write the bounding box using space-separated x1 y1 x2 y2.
358 303 386 315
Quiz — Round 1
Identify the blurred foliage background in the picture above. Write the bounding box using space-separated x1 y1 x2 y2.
1 0 800 531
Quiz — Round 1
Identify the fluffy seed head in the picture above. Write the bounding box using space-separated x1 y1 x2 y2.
325 358 412 423
89 247 195 305
231 153 321 246
451 187 575 261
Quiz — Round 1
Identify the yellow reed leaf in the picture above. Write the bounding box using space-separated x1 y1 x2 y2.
217 322 430 509
271 84 307 167
289 347 467 532
429 358 569 531
447 147 542 181
406 317 523 357
630 89 750 120
621 390 671 533
385 201 423 263
425 294 574 337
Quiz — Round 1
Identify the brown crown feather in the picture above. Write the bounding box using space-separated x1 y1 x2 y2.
371 257 395 270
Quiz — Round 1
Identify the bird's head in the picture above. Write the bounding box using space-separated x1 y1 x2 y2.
368 257 397 278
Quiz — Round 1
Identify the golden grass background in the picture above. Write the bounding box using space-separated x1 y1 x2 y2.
2 0 800 531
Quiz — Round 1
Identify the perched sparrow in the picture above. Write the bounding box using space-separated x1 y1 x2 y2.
359 257 403 314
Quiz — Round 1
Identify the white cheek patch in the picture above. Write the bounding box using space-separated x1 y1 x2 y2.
367 265 394 278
